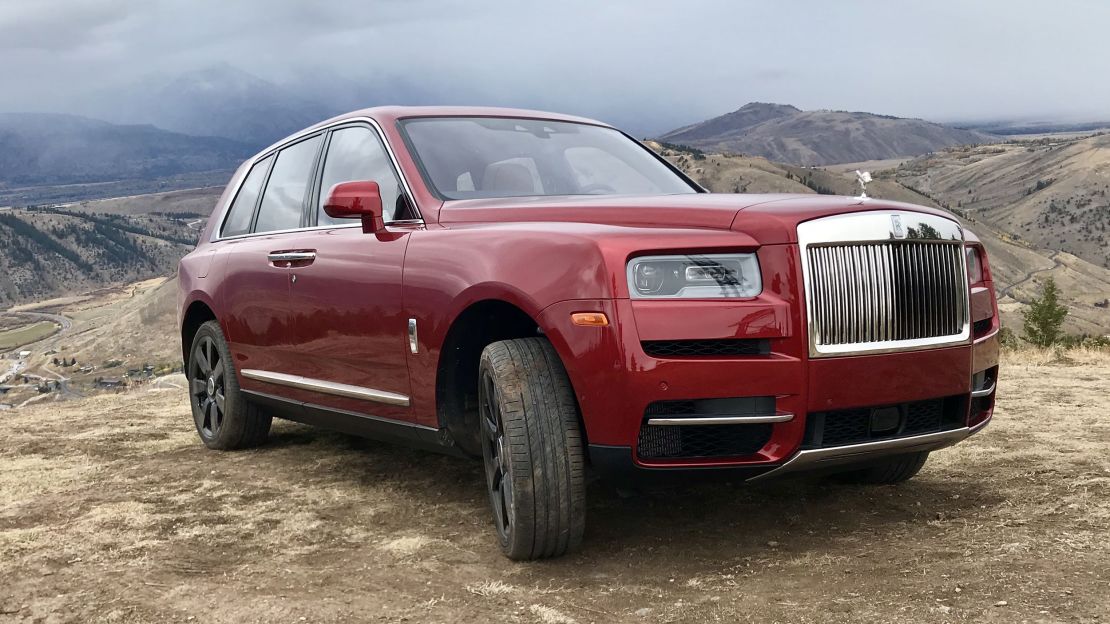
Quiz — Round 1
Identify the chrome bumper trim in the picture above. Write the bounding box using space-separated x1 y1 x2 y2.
647 413 794 426
240 369 410 407
969 415 992 434
970 382 996 398
748 427 971 482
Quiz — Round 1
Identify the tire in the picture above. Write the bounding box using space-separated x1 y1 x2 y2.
834 451 930 485
187 320 271 450
478 338 586 560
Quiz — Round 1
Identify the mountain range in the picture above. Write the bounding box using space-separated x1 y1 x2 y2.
0 112 251 190
659 103 998 166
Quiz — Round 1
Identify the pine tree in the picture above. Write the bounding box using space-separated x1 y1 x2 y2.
1022 278 1068 346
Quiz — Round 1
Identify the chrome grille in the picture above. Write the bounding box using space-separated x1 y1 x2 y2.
797 211 970 357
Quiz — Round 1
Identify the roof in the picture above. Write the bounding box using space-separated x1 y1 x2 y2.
337 105 608 128
253 105 616 164
259 106 610 152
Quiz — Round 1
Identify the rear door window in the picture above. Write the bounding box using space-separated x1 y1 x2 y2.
255 135 322 233
317 126 405 225
220 155 272 237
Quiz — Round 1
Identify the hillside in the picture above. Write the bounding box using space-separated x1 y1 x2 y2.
660 103 996 166
656 142 1110 336
70 186 225 217
3 141 1107 338
896 134 1110 270
0 207 197 307
0 113 249 189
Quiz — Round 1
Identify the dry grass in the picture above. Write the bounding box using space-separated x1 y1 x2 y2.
1001 344 1110 366
0 320 58 350
1 359 1108 622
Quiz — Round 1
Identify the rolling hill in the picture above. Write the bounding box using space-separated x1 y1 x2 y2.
896 134 1110 271
0 207 198 308
654 141 1110 337
660 103 997 166
3 137 1106 339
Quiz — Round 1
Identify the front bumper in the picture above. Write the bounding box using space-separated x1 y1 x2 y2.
538 247 999 483
587 416 991 486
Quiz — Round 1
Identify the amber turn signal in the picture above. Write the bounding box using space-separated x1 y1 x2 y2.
570 312 609 327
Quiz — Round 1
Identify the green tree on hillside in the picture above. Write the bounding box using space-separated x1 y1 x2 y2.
1022 277 1068 347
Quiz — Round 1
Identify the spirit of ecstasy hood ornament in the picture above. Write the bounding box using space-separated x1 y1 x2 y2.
855 170 872 201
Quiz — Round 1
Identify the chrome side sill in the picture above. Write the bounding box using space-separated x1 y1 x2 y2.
971 382 996 398
748 427 971 482
647 413 794 426
240 369 410 407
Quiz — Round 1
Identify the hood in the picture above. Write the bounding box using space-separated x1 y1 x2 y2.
438 193 956 244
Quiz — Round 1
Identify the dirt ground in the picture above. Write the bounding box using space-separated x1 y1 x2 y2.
2 351 1108 623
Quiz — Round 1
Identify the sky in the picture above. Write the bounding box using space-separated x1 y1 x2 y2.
1 0 1109 134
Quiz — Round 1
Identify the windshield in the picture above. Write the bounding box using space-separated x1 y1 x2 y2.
399 117 698 200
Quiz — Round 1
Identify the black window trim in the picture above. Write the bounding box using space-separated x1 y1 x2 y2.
210 117 424 243
309 121 418 228
248 132 324 236
219 153 274 239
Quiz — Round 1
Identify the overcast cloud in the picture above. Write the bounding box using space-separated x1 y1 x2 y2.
1 0 1108 134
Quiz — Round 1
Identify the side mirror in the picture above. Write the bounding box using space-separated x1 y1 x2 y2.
323 181 385 234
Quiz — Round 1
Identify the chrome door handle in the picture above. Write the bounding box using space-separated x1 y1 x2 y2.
267 251 316 263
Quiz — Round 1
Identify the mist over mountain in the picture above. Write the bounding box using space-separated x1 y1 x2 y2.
85 64 337 148
660 103 998 165
0 112 251 188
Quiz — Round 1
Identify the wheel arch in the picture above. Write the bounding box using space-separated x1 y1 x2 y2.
180 298 218 366
434 294 583 457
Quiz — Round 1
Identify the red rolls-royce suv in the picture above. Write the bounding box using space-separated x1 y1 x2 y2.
178 106 999 560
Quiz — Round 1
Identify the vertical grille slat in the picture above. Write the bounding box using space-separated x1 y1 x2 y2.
806 241 968 350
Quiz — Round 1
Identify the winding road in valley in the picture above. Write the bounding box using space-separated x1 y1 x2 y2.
998 250 1063 300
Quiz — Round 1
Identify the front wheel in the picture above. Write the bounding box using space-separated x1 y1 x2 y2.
478 338 586 560
187 320 271 450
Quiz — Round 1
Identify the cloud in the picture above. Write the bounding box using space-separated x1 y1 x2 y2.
0 0 131 50
0 0 1108 134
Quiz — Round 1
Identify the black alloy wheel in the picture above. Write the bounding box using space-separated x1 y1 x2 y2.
186 320 271 450
189 334 225 440
479 369 514 542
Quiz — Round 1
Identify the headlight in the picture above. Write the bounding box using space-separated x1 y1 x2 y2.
626 254 762 299
965 246 984 284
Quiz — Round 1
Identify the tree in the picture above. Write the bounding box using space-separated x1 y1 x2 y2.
1022 277 1068 347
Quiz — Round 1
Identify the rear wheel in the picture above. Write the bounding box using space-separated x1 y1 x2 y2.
834 451 930 485
478 338 585 560
187 320 271 450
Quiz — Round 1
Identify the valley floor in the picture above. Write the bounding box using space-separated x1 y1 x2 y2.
1 352 1108 623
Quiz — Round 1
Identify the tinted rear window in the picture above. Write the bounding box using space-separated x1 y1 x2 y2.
255 135 322 233
220 156 271 237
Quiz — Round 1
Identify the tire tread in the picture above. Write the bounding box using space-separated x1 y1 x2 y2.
480 337 585 560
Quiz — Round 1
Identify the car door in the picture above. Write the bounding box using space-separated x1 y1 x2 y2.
217 135 323 388
277 123 419 423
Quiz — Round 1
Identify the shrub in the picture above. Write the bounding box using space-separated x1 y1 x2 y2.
1022 278 1068 347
